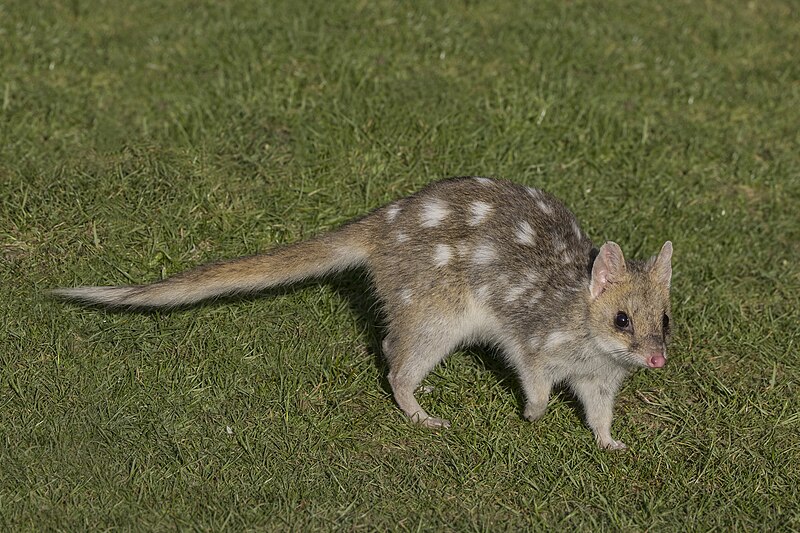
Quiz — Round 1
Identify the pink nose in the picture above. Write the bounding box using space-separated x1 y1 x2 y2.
648 354 666 368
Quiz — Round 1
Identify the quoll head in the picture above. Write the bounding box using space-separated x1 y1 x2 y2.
587 241 673 369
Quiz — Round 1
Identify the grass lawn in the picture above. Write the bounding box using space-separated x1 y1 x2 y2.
1 0 798 529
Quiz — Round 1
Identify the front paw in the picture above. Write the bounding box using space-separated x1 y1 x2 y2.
419 416 451 429
523 401 547 422
599 439 627 451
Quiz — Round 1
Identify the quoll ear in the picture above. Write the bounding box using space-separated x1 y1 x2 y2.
590 241 626 300
651 241 673 288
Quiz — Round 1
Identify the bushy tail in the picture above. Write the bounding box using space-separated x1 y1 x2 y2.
52 219 374 309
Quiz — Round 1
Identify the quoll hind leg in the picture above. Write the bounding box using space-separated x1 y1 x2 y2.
382 332 454 429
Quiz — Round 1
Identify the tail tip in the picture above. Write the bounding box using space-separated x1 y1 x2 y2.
49 286 135 307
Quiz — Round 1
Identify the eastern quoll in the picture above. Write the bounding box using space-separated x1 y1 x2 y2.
54 177 673 450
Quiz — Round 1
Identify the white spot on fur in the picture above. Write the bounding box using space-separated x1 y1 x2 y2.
433 244 452 267
400 289 413 304
537 199 553 215
505 285 527 302
396 232 409 243
475 284 492 302
572 221 582 240
515 221 535 245
386 205 401 222
545 331 573 350
526 187 541 198
474 177 493 186
562 251 572 264
472 242 497 265
420 199 450 227
469 201 493 226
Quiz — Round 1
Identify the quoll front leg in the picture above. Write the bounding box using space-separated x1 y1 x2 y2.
570 377 627 450
518 368 554 422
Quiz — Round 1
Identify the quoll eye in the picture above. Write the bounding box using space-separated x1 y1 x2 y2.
663 313 670 331
614 311 630 330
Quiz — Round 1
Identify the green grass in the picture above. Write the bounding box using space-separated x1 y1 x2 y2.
2 0 799 529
